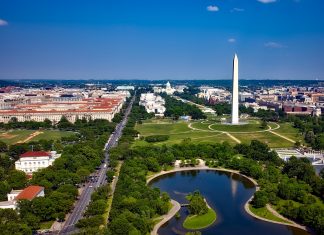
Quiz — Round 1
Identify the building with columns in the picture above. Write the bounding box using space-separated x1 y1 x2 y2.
15 151 61 174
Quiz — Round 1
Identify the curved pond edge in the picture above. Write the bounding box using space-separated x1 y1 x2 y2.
151 199 181 235
147 166 309 234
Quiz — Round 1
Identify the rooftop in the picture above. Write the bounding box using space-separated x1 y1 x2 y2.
15 186 44 200
20 151 50 158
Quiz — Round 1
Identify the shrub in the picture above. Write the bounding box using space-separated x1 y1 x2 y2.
144 135 169 143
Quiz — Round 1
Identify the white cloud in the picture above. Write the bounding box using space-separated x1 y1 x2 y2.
257 0 277 3
228 38 236 43
206 5 219 12
231 8 245 12
0 19 8 26
264 42 285 48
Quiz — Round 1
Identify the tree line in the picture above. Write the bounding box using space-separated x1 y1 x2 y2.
285 115 324 150
161 94 206 120
0 111 124 234
176 90 279 121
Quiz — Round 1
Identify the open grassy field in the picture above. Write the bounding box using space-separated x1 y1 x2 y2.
32 130 75 142
134 118 301 148
0 129 76 145
133 119 237 147
232 131 293 148
271 122 304 143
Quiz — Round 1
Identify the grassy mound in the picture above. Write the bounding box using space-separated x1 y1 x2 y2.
183 208 216 230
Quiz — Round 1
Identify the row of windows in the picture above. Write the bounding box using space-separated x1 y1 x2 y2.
1 113 115 123
23 161 46 165
22 168 37 172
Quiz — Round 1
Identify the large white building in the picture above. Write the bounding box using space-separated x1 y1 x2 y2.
139 93 166 117
197 87 230 102
15 151 61 174
153 82 186 95
116 86 135 91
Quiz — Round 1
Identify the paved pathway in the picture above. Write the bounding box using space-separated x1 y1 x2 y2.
225 132 241 144
151 199 181 235
266 204 306 229
268 130 296 143
17 131 43 143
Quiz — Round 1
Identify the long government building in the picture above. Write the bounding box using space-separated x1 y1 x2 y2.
0 97 124 123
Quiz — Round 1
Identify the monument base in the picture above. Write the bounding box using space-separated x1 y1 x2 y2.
221 119 248 125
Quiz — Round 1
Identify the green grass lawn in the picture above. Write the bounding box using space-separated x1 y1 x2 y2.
271 122 304 143
32 130 76 141
0 130 35 145
134 118 300 148
190 121 213 130
208 122 265 132
39 220 54 230
134 119 237 146
183 208 216 230
248 204 291 224
232 131 294 148
191 120 269 133
0 129 75 145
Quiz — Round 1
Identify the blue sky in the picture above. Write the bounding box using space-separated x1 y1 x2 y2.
0 0 324 80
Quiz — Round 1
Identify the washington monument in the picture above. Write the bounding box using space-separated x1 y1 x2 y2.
231 54 239 124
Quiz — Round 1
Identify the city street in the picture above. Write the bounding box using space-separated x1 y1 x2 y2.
59 96 135 234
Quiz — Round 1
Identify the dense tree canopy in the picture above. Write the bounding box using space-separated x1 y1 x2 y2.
187 191 208 215
287 115 324 150
0 118 117 233
162 95 206 120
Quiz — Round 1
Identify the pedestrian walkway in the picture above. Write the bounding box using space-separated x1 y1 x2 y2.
151 199 181 235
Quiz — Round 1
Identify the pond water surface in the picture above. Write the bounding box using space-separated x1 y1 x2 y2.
150 170 311 235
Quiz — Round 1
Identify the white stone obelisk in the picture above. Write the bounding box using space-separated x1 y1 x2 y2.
231 54 239 124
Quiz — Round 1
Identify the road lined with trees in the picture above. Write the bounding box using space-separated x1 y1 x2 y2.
0 98 134 234
60 96 135 234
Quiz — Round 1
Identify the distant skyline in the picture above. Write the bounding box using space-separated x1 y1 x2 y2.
0 0 324 80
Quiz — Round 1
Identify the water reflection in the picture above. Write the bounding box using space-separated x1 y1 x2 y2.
150 170 310 235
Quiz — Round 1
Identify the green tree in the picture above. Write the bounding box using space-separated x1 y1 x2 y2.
77 167 90 182
305 130 315 144
320 168 324 179
85 199 106 217
8 170 27 189
260 120 267 129
43 118 52 128
108 215 132 235
252 190 269 208
0 141 8 152
106 170 115 183
187 191 208 215
22 213 40 230
8 144 29 161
